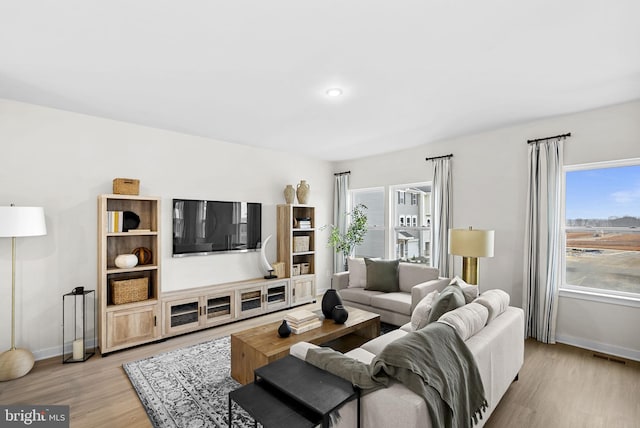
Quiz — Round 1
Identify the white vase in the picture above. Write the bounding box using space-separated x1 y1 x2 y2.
115 254 138 269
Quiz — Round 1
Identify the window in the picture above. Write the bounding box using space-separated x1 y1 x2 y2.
398 191 405 205
392 183 431 264
351 188 385 258
564 160 640 297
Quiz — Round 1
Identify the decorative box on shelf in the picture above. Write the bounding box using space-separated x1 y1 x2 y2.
300 262 310 275
112 178 140 195
292 264 301 276
111 277 148 304
272 262 285 278
293 236 310 252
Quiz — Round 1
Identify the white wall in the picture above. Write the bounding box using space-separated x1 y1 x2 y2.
335 100 640 360
0 99 334 359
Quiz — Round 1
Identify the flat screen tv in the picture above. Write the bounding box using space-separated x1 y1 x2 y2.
172 199 262 256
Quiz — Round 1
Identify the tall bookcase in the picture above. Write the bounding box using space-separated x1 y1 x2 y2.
277 204 316 306
97 194 161 354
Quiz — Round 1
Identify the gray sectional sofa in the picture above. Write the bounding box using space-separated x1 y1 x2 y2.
333 259 450 325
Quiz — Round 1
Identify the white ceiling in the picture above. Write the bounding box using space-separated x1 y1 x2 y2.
2 1 639 161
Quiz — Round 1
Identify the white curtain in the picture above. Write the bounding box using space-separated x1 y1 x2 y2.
523 138 565 343
333 173 350 273
431 158 452 277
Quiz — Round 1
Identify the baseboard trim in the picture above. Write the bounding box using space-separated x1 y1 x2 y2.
555 334 640 362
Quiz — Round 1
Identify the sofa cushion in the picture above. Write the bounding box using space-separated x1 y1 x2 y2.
426 283 465 324
475 289 510 324
364 258 400 292
398 263 440 293
360 329 407 355
449 276 479 304
347 257 367 288
437 302 489 341
370 292 411 315
410 290 439 331
338 288 384 306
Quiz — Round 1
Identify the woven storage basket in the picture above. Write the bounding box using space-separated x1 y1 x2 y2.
112 277 148 304
113 178 140 195
293 236 310 252
300 262 310 275
292 264 301 276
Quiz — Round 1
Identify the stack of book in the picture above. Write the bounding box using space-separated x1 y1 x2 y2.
284 309 321 334
296 217 312 229
107 211 124 233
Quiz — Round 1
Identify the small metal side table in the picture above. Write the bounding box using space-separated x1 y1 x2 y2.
63 289 96 363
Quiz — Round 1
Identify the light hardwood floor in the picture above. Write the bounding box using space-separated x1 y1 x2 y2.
1 305 639 428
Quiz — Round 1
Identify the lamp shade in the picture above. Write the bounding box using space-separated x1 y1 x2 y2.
0 206 47 237
449 228 494 257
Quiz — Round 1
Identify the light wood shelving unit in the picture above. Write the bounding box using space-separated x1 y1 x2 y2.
277 204 316 306
98 194 161 354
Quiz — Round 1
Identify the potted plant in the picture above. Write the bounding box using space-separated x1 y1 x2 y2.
328 203 368 271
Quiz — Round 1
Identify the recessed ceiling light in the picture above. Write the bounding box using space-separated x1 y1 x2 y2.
326 88 343 97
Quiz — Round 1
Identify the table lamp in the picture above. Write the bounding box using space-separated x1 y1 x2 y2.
0 205 47 381
449 226 494 285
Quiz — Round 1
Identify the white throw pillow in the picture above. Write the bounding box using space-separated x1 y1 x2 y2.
347 257 366 288
449 276 479 304
475 289 510 324
437 302 489 341
410 290 439 331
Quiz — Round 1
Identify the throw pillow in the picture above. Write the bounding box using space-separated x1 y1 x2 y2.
364 258 400 292
426 283 466 324
347 257 366 288
475 289 510 324
411 290 439 331
437 302 489 341
449 276 479 304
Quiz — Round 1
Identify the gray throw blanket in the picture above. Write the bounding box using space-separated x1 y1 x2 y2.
307 322 487 428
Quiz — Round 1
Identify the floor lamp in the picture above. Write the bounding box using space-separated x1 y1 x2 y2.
449 227 494 285
0 205 47 382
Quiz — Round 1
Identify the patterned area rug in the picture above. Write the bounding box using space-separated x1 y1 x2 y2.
124 324 398 428
123 336 253 428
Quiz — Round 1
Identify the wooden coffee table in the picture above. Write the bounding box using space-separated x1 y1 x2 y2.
231 307 380 384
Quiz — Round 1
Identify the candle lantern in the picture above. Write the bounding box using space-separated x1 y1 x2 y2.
62 288 96 363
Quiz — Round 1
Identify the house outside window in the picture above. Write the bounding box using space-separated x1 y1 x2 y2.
398 191 405 205
563 160 640 297
393 184 431 264
351 187 385 259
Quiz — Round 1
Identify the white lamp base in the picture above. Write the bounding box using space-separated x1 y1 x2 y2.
0 348 35 381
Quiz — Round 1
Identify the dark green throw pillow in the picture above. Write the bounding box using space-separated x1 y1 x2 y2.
364 258 400 292
427 283 465 324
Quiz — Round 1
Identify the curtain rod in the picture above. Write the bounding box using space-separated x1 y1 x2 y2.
425 154 453 161
333 171 351 176
527 132 571 144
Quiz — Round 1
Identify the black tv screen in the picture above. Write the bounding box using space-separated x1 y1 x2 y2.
172 199 262 256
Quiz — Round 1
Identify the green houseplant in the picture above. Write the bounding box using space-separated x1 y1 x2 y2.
328 203 368 270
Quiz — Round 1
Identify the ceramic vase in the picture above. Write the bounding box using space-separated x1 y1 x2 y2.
278 320 291 338
321 289 343 319
284 185 295 204
332 305 349 324
115 254 138 269
296 180 310 204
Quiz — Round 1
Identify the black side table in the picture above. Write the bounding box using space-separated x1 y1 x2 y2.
229 355 360 428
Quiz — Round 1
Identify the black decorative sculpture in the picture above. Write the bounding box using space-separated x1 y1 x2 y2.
278 320 291 338
321 289 343 320
332 305 349 324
